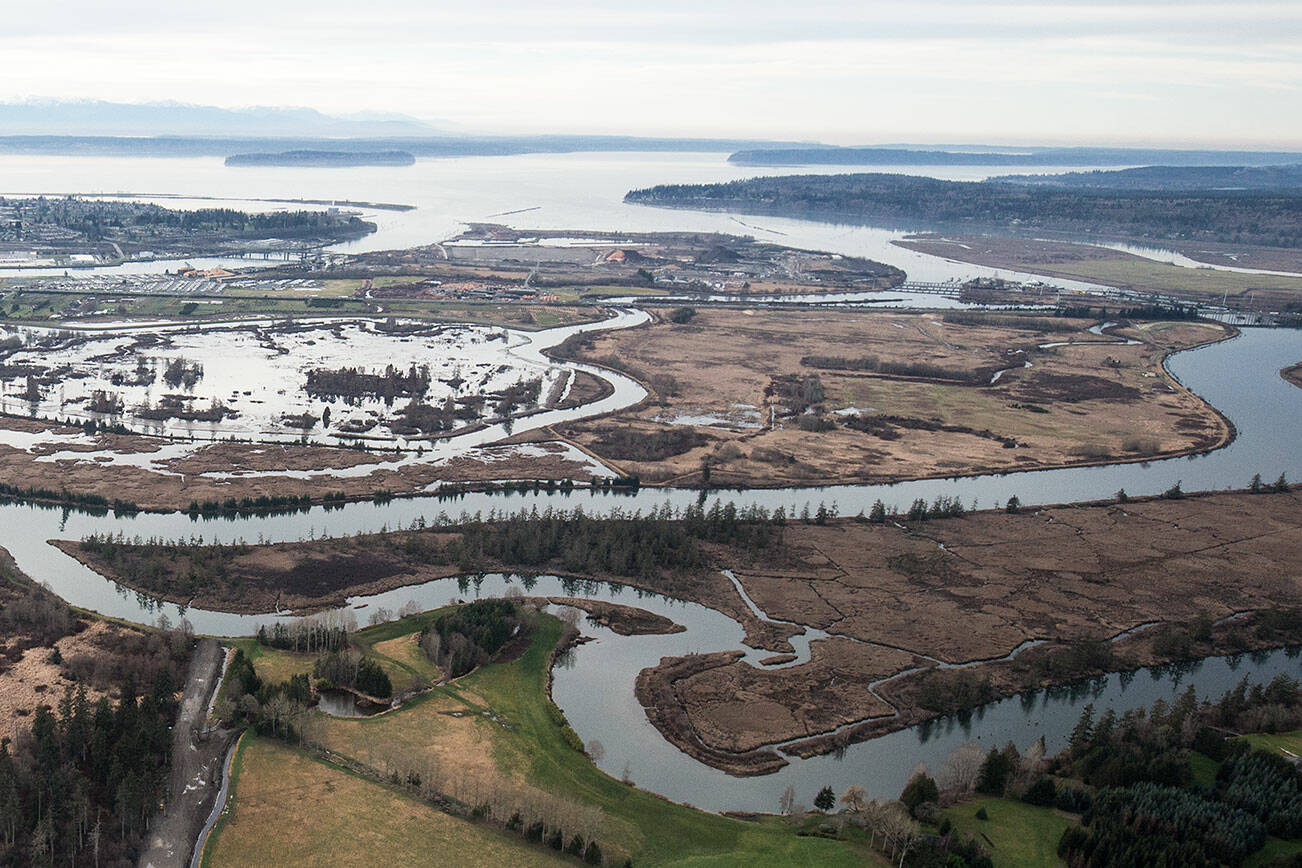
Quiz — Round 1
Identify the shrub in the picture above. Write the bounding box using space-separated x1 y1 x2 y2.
1022 777 1057 806
901 773 940 816
976 748 1015 795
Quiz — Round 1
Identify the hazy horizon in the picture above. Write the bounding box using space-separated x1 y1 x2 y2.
4 1 1301 149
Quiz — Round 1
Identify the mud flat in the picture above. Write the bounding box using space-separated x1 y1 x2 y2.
538 597 685 636
556 308 1233 487
1284 362 1302 390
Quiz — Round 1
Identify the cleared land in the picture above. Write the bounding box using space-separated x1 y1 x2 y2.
1241 729 1302 760
893 234 1302 309
350 223 904 300
556 308 1232 486
63 489 1302 774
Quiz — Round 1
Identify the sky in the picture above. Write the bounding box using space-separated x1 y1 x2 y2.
3 0 1301 147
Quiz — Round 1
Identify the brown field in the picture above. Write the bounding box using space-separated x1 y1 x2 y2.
893 234 1302 308
555 308 1232 487
203 736 565 867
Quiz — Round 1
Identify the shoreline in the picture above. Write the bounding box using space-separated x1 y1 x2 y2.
1284 362 1302 390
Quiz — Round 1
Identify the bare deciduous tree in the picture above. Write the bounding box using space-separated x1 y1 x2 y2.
939 742 985 795
779 784 796 815
839 785 867 816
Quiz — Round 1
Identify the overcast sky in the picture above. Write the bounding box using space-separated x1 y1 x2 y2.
4 0 1301 146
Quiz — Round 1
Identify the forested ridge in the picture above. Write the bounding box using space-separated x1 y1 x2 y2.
626 173 1302 248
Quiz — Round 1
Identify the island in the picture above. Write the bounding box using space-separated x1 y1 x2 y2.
224 149 416 167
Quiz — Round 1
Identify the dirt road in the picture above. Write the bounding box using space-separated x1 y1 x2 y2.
139 637 231 868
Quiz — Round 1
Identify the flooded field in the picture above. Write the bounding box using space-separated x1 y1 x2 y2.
0 318 572 445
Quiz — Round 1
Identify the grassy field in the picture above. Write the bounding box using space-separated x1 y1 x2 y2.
1018 255 1302 301
233 614 879 866
1240 730 1302 759
226 639 317 684
1189 751 1220 788
1246 836 1302 867
892 235 1302 305
941 797 1072 868
203 735 568 867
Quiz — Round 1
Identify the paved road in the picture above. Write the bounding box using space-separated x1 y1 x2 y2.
140 638 230 868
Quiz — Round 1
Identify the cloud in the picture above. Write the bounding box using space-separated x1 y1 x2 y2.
2 1 1299 145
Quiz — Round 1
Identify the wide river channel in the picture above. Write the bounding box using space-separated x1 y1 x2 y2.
1 151 1300 811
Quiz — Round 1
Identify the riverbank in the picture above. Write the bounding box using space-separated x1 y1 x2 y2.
1285 362 1302 390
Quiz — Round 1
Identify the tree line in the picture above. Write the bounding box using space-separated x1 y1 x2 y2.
625 174 1302 249
0 678 178 865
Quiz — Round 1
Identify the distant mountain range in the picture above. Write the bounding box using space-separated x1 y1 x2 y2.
0 100 446 138
991 164 1302 191
728 146 1302 168
0 134 816 160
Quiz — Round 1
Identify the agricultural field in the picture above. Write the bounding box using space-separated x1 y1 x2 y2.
203 736 569 867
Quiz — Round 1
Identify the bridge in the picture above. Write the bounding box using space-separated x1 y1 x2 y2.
894 280 966 296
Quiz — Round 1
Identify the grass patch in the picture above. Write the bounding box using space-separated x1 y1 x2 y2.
1246 836 1302 867
226 638 316 685
202 735 565 867
1000 254 1302 301
941 796 1072 868
1240 729 1302 759
1189 751 1221 789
